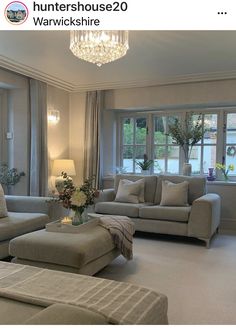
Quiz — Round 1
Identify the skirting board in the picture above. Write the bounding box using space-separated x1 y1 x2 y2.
219 218 236 234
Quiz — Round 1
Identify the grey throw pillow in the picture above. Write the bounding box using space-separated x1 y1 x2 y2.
115 179 145 204
160 180 189 206
0 184 8 218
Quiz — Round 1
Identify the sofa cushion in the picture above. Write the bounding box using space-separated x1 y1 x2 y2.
155 175 206 205
0 212 49 241
0 184 8 218
95 201 147 218
160 180 189 206
115 179 145 203
114 175 158 203
139 205 191 222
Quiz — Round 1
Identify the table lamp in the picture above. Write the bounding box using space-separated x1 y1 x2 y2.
52 159 76 193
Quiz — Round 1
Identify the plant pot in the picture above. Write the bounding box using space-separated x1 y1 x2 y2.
182 163 192 176
141 170 150 175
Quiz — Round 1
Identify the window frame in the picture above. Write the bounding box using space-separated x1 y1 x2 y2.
117 107 236 180
0 90 8 163
222 109 236 179
118 114 150 173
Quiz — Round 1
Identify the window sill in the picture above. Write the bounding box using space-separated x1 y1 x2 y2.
206 180 236 186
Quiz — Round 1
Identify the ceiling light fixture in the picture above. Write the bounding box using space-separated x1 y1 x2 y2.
70 30 129 67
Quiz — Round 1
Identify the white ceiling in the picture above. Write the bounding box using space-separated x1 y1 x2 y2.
0 31 236 92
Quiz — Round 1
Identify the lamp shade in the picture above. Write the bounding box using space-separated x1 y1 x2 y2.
52 159 76 176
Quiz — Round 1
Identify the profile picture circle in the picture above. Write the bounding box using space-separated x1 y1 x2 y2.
5 1 28 25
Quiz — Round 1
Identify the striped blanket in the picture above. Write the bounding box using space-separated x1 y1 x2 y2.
99 216 135 260
0 262 168 325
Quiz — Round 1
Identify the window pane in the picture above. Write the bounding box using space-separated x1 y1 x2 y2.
166 116 179 144
204 114 217 144
123 118 134 145
226 113 236 144
190 145 201 174
154 160 163 173
135 146 146 173
135 118 146 144
167 146 179 173
154 117 166 144
203 146 217 174
153 146 165 173
225 146 236 175
122 146 133 172
192 114 203 145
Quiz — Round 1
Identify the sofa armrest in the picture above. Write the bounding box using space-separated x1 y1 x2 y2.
95 189 115 203
5 195 66 221
188 193 221 239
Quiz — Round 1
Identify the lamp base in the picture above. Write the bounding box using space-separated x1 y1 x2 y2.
55 175 72 193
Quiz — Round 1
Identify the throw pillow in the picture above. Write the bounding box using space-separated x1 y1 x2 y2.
115 179 145 204
0 184 8 218
160 180 189 206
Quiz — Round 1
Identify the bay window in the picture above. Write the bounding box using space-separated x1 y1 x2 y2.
118 108 236 180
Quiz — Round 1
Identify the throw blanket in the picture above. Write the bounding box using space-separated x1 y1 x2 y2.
0 262 168 325
99 216 135 260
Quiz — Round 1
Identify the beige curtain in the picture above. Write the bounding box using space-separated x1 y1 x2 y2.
83 91 104 188
29 79 48 196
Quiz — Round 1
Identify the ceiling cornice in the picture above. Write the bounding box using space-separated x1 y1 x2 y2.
1 55 236 93
0 55 74 91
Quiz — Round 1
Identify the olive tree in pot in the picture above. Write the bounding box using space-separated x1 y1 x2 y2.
167 114 205 176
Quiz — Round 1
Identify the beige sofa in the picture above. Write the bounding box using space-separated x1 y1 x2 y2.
95 174 221 248
0 195 63 259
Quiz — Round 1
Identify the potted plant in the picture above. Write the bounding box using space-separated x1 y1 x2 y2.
135 154 153 175
167 114 205 175
0 163 25 194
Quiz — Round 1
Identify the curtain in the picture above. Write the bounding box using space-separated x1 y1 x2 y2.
83 91 104 189
29 79 48 196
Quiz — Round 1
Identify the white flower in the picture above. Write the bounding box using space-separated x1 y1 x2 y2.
71 190 87 207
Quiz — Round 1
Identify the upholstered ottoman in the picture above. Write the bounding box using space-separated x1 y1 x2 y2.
9 224 120 275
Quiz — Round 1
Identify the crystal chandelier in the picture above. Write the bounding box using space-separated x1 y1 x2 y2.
70 30 129 67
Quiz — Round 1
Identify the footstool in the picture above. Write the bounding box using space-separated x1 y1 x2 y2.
9 224 120 275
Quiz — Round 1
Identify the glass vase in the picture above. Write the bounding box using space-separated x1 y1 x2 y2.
223 173 229 181
72 210 83 226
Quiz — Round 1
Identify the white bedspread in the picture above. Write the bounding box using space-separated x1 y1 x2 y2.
0 262 167 325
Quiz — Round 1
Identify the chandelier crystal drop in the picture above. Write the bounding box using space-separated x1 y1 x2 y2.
70 30 129 67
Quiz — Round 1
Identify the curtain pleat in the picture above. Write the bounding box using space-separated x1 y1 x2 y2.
83 91 103 189
29 79 48 196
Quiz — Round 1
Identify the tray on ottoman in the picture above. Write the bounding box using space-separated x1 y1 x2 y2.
46 218 100 233
9 222 120 276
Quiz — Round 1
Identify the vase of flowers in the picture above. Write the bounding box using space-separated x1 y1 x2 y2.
216 163 234 181
56 175 99 226
167 114 205 176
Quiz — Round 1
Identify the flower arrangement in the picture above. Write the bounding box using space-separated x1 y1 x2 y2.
56 175 99 223
135 154 153 171
0 163 25 189
167 114 205 163
216 163 235 181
